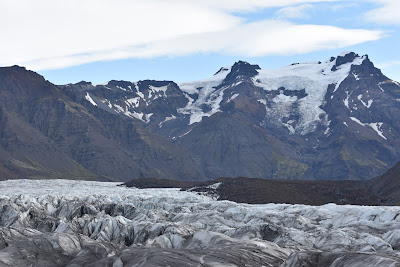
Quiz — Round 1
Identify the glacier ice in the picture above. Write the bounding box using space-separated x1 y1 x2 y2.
0 179 400 266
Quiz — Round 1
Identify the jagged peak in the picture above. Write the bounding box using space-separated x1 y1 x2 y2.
231 60 260 71
331 52 362 71
224 60 260 81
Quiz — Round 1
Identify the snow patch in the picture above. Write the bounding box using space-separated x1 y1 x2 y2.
179 129 192 138
350 116 365 126
149 85 168 98
113 104 124 113
126 97 140 108
344 91 351 109
357 94 373 108
369 122 387 140
284 120 296 134
350 117 386 140
159 115 177 128
123 109 144 122
116 85 127 92
101 99 113 109
85 93 97 106
227 93 239 103
144 113 153 123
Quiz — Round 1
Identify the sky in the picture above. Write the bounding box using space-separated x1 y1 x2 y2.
1 0 400 84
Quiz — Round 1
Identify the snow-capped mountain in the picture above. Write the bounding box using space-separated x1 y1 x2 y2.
71 52 398 138
1 179 400 266
64 52 400 180
0 52 398 181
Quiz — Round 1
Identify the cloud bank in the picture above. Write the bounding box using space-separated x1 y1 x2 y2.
0 0 385 70
365 0 400 24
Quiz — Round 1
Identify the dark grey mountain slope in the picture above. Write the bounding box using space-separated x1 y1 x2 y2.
368 161 400 205
0 66 206 181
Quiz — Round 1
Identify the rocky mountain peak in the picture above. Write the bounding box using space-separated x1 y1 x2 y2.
0 65 60 102
232 60 260 73
225 61 261 81
0 65 40 80
331 51 360 71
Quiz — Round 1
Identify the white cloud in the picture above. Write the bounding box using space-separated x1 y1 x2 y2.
365 0 400 24
182 0 341 12
0 0 240 67
0 0 383 70
376 60 400 69
226 22 383 56
275 4 314 19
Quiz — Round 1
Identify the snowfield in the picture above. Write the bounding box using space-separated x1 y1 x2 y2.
1 179 400 266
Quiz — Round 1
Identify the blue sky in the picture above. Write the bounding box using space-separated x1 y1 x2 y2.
1 0 399 84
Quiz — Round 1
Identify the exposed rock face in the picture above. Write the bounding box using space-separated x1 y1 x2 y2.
1 179 400 266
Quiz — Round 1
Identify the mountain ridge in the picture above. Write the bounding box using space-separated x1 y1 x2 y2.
63 51 400 180
0 66 207 181
0 51 399 181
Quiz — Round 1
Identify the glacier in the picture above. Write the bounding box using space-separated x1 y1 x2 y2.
1 179 400 266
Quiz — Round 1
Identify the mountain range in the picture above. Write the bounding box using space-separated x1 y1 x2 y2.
1 51 399 181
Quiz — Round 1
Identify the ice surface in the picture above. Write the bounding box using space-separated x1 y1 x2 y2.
0 179 400 266
178 67 231 125
253 55 366 134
